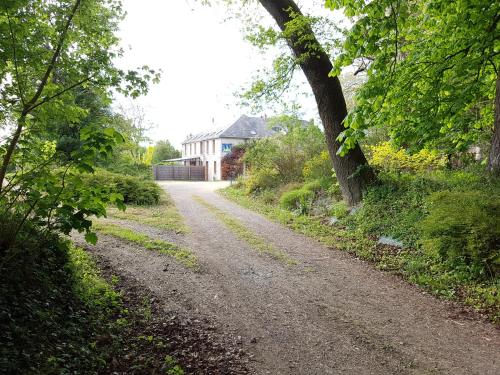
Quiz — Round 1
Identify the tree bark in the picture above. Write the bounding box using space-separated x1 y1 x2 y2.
487 70 500 174
258 0 374 206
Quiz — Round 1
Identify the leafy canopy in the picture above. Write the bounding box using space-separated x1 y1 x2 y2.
326 0 500 154
0 0 159 249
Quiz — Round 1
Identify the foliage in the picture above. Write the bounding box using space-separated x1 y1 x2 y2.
368 142 447 173
420 191 500 279
327 0 499 155
221 184 500 322
243 116 327 185
279 188 314 214
82 169 161 206
302 150 333 180
0 230 122 374
0 125 126 250
244 167 280 194
221 145 245 180
329 201 349 219
344 169 500 249
152 140 181 164
239 4 343 111
0 0 158 250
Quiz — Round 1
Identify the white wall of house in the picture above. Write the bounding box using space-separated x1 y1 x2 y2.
181 137 246 180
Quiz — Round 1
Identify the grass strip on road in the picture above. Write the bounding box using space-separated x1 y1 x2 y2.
107 193 189 234
93 221 198 270
192 195 297 266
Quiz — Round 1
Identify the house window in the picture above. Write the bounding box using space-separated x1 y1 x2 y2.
212 139 215 154
213 161 216 174
222 143 232 153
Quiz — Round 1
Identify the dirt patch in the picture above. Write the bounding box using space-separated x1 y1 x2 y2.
79 238 250 374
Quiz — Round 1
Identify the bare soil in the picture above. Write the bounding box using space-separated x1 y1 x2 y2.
78 181 500 375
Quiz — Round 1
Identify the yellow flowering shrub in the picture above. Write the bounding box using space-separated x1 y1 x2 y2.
303 150 332 180
369 142 446 172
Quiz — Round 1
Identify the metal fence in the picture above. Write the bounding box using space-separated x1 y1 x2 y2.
153 165 206 181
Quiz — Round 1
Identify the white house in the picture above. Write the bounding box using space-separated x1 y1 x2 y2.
173 115 276 181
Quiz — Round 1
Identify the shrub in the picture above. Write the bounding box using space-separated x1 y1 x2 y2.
420 191 500 279
83 169 161 205
260 189 277 204
279 188 314 214
369 141 447 173
278 182 304 197
244 168 280 194
329 201 349 218
302 179 323 193
303 150 333 180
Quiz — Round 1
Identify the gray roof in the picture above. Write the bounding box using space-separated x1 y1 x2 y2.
183 115 275 144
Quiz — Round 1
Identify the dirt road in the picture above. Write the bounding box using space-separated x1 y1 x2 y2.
83 181 500 374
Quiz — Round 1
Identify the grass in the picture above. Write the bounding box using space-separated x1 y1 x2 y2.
93 221 198 270
192 195 297 266
107 192 189 234
220 185 500 323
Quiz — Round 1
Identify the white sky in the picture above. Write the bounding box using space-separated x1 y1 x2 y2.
115 0 341 148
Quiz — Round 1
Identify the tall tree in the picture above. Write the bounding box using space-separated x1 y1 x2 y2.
0 0 158 248
257 0 373 205
152 140 181 164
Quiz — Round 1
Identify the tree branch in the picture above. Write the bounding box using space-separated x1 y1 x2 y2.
28 75 93 112
0 0 82 193
24 0 82 112
7 14 25 106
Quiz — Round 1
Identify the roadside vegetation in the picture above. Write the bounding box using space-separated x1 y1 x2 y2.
0 1 188 372
193 195 296 266
221 123 500 322
0 232 186 374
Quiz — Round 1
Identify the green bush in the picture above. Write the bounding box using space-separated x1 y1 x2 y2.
279 188 314 214
244 167 280 194
329 201 349 218
83 169 161 205
303 150 333 180
420 191 500 279
302 179 323 193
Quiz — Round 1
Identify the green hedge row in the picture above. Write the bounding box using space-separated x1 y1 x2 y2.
82 169 161 206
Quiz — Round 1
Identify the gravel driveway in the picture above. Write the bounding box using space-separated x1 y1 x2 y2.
89 181 500 374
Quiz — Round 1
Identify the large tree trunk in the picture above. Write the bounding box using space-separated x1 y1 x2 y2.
258 0 374 206
487 70 500 174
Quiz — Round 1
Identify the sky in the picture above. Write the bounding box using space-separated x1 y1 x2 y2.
114 0 337 148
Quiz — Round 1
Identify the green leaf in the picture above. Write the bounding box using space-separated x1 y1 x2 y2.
85 231 98 245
